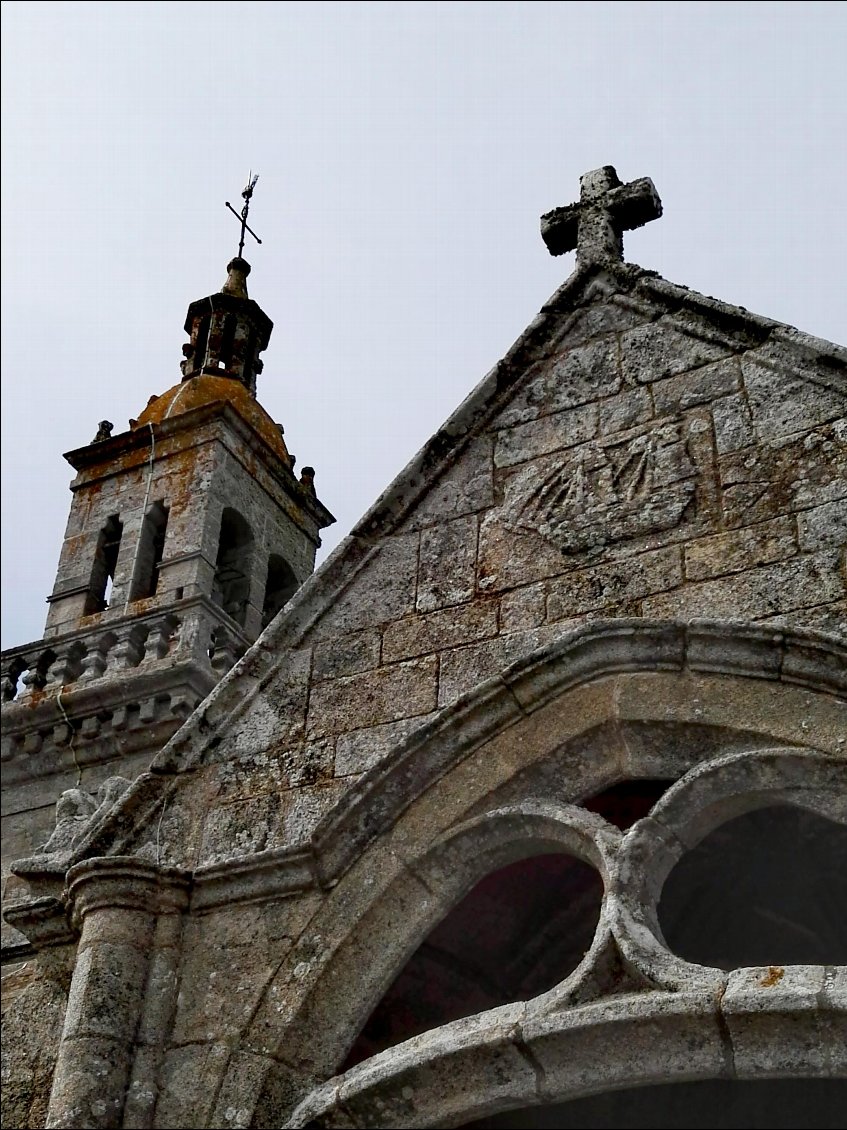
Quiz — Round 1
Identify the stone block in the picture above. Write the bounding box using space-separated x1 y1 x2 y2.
712 392 756 454
313 535 418 638
547 546 682 621
499 583 547 632
599 386 653 434
313 629 381 682
643 552 844 621
155 1043 231 1130
797 498 847 552
743 357 846 442
437 625 561 706
493 338 621 428
718 422 847 531
307 656 439 738
652 357 741 414
229 651 311 759
721 965 830 1078
199 795 281 865
335 711 440 777
338 1011 538 1130
621 320 730 385
382 600 498 663
551 298 647 350
278 779 350 846
524 991 725 1102
417 515 478 612
477 508 574 594
683 516 797 582
401 435 494 532
62 942 149 1043
493 402 598 468
757 601 847 641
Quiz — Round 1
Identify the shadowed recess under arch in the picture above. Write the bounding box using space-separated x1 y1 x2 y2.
343 851 603 1069
658 803 847 969
459 1078 847 1129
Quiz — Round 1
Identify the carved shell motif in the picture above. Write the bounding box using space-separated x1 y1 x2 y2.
506 422 697 555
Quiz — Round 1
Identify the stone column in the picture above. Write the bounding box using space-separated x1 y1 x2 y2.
45 857 190 1130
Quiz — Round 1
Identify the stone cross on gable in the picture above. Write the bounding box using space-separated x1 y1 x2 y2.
541 166 662 266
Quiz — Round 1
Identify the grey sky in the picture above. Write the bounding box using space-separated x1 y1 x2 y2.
2 0 845 647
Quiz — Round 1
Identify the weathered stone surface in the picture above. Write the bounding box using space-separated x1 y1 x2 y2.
599 385 653 434
683 516 797 582
718 421 847 529
796 499 847 552
437 625 559 706
382 601 498 664
547 546 683 621
499 583 547 632
307 656 439 738
652 357 741 414
743 358 846 441
712 391 756 455
621 320 731 385
417 516 477 613
493 338 621 428
335 712 441 777
313 535 419 637
4 178 847 1130
501 420 698 557
643 551 843 621
0 951 74 1130
493 402 598 468
400 435 494 532
313 629 381 682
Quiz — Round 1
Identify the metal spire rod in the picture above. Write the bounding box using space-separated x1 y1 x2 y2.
225 172 262 257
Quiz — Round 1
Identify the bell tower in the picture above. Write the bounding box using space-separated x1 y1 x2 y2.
1 203 334 887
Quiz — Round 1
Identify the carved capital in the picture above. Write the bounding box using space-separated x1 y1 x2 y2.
65 855 191 931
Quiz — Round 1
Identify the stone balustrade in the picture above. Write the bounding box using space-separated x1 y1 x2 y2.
1 600 250 704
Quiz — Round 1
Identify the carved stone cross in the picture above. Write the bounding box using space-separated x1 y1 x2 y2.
541 166 662 266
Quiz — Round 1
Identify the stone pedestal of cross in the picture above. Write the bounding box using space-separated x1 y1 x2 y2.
541 166 662 266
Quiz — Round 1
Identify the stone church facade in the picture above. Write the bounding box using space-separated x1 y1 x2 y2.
1 168 845 1129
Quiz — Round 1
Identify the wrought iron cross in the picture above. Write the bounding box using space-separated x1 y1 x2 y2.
226 172 263 258
541 166 662 266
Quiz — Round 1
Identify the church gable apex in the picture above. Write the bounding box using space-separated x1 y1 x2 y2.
26 252 845 871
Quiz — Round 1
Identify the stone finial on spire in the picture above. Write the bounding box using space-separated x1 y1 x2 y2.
541 166 662 267
221 257 251 299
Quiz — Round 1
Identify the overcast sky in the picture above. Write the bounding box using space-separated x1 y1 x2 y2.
2 1 845 648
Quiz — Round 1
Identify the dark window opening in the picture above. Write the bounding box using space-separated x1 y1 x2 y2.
261 554 298 629
460 1078 847 1130
130 501 169 601
582 779 674 830
85 514 123 613
219 314 237 370
659 804 847 969
343 852 603 1070
212 508 254 628
194 315 210 371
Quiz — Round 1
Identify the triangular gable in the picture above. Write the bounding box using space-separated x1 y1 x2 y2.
26 259 846 871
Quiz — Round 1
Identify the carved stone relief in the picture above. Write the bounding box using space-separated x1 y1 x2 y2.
504 420 697 555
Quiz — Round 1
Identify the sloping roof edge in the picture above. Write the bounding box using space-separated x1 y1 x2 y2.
97 261 846 783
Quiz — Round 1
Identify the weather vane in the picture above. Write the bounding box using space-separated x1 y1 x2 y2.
225 172 262 258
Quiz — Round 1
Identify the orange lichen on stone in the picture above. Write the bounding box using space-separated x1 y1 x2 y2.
135 375 290 463
760 966 785 987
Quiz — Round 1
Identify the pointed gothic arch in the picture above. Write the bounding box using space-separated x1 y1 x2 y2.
176 624 846 1130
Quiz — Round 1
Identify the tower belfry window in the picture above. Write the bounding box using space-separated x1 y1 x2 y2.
212 508 254 628
261 554 298 628
130 501 169 601
85 514 123 614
